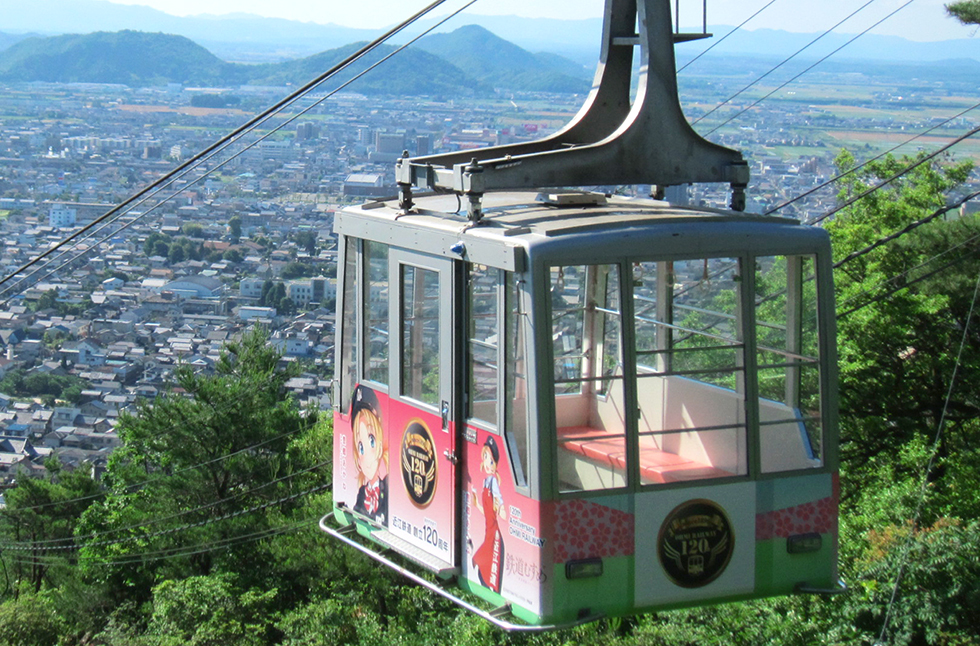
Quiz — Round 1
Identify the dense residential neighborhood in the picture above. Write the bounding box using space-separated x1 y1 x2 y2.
1 36 979 489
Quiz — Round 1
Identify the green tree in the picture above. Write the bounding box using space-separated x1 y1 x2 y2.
292 231 318 256
76 329 319 603
182 223 205 238
0 593 65 646
281 261 313 281
259 279 275 307
947 0 980 25
0 461 100 592
827 150 978 487
168 243 187 264
228 216 242 243
34 288 59 311
144 573 278 646
153 239 171 258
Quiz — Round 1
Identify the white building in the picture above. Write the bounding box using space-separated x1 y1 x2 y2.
49 206 77 228
286 277 336 307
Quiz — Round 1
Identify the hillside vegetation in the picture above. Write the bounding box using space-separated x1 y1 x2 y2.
2 150 980 644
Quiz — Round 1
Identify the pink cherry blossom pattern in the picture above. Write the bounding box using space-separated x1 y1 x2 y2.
552 498 635 563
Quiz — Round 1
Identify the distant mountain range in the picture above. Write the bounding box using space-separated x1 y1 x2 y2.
2 0 980 66
0 26 590 94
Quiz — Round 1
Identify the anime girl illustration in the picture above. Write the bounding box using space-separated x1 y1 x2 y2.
350 385 388 525
470 435 506 593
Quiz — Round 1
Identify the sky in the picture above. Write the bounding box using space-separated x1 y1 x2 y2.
101 0 979 41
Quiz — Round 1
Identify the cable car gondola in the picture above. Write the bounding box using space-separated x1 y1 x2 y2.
321 0 841 630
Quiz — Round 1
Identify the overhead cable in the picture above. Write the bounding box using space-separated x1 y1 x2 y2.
0 0 454 299
0 460 330 551
876 264 980 644
833 189 980 269
767 100 980 216
808 125 980 225
0 480 329 553
6 519 316 568
0 0 478 301
835 230 980 315
837 245 980 320
7 423 312 514
677 0 781 73
690 0 879 126
703 0 916 136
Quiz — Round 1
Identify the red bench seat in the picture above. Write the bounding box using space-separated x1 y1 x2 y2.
558 426 732 484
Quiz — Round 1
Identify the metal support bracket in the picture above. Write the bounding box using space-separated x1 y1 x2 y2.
394 0 750 218
795 580 849 595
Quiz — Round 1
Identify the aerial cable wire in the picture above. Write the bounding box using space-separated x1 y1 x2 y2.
767 100 980 216
5 523 305 568
876 263 980 645
0 0 478 301
0 478 330 552
836 237 980 320
690 0 880 126
676 0 781 73
7 518 317 569
807 124 980 226
0 0 453 298
0 459 330 550
702 0 916 136
835 229 980 314
832 189 980 270
0 0 454 298
8 420 314 514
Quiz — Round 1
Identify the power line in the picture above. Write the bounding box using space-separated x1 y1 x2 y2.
677 0 781 73
0 0 454 300
808 125 980 226
766 100 980 216
835 230 980 316
690 0 880 126
876 263 980 645
6 518 317 569
0 0 478 302
837 247 979 320
1 478 329 553
7 418 315 514
833 190 980 270
702 0 916 136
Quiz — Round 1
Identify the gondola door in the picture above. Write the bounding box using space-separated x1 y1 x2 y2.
385 248 459 573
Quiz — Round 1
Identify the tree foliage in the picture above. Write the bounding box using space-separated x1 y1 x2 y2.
827 150 980 500
947 0 980 25
5 146 980 644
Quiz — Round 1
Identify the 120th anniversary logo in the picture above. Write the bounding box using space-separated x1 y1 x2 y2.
400 420 437 508
658 499 734 588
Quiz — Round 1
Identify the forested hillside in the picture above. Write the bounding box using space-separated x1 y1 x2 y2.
2 152 980 644
0 27 585 95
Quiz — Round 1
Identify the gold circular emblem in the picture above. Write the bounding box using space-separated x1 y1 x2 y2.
400 420 437 508
657 499 735 588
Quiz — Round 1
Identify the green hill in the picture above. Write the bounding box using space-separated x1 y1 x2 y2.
244 41 493 98
0 27 583 95
0 30 242 85
415 24 591 94
0 30 493 95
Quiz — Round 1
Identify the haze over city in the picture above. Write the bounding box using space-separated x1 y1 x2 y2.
98 0 978 41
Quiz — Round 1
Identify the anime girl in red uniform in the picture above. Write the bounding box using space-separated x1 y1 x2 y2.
471 435 506 593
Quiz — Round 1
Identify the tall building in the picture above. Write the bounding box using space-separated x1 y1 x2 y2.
49 206 77 228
